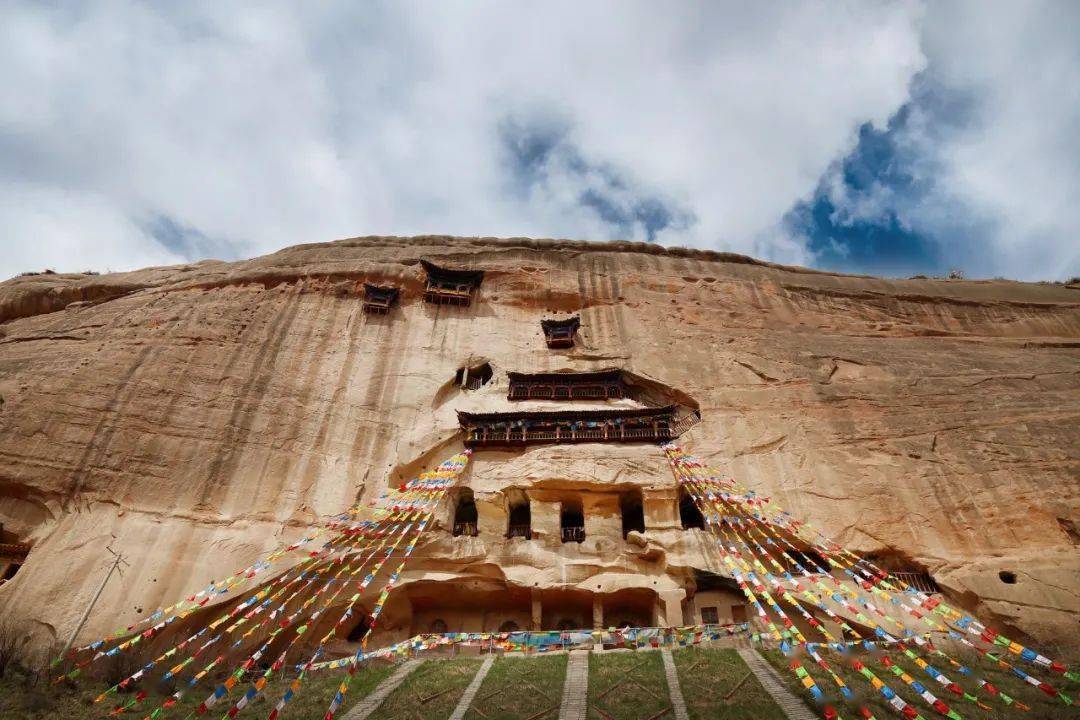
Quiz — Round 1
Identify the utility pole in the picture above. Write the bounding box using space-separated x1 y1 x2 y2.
58 540 128 659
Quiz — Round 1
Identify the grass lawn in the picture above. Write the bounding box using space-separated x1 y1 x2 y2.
587 650 670 720
465 654 567 720
0 661 395 720
377 656 482 720
760 646 1076 720
671 646 787 720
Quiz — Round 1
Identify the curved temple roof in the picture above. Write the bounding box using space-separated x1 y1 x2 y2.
420 259 485 284
540 316 580 332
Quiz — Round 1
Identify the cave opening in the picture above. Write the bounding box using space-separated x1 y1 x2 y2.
560 498 585 543
620 489 645 539
452 489 478 537
678 487 705 530
507 497 532 539
455 362 493 391
346 614 371 643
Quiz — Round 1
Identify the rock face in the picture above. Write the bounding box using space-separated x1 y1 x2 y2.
0 235 1077 659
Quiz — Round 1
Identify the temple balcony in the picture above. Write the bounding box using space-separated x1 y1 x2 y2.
421 259 484 306
362 283 400 314
507 368 627 401
541 316 580 348
459 406 684 448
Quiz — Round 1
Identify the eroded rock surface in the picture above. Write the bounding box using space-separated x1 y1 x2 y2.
0 235 1077 656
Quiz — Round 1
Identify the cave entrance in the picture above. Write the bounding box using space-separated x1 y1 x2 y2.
602 588 657 630
455 362 493 391
560 498 585 543
407 581 532 635
620 489 645 539
678 487 705 530
507 496 532 539
862 551 941 594
346 613 372 643
452 489 478 537
0 523 30 585
540 588 593 631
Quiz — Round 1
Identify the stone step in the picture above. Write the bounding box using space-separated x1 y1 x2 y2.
660 648 690 720
558 649 590 720
448 654 495 720
736 648 818 720
341 657 424 720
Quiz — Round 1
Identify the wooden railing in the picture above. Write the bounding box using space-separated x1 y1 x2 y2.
452 522 478 537
0 542 29 558
508 384 623 400
669 411 702 437
561 526 586 543
888 571 941 595
424 285 473 306
465 425 674 447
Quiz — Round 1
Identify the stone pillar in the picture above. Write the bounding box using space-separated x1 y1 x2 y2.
658 590 686 627
531 588 542 631
592 594 604 629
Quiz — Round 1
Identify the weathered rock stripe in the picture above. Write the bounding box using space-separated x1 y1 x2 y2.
660 648 690 720
448 654 495 720
736 648 818 720
558 649 589 720
341 657 424 720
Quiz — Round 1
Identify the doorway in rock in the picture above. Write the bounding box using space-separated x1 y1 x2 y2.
507 496 532 539
452 488 479 537
405 581 533 636
620 489 645 538
346 613 372 643
560 498 585 543
540 588 593 631
602 588 657 629
678 487 705 530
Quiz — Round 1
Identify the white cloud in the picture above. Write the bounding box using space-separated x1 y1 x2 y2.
812 1 1080 280
912 1 1080 279
12 2 1073 281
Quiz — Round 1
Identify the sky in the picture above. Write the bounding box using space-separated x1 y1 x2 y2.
1 2 1078 281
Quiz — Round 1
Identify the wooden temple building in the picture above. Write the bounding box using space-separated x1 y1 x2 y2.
459 406 676 448
421 260 484 306
507 368 628 401
362 283 400 314
541 316 579 348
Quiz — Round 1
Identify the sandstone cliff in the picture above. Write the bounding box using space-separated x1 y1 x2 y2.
0 236 1077 658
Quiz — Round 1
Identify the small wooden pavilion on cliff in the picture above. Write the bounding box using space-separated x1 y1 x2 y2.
362 283 400 314
421 260 484 306
541 316 580 348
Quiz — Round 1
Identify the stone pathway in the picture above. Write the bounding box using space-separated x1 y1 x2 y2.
736 648 817 720
341 657 424 720
558 649 590 720
660 649 689 720
448 654 495 720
